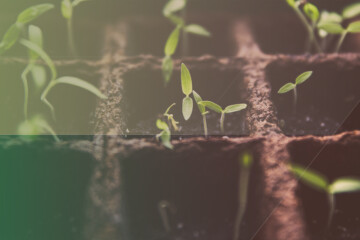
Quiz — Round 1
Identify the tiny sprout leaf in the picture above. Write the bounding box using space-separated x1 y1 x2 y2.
17 4 54 24
192 90 205 113
31 65 47 89
199 101 223 113
330 178 360 194
318 11 343 25
295 71 313 85
28 25 43 60
241 153 253 168
182 96 193 120
164 27 180 56
347 21 360 33
160 130 173 149
54 76 107 99
61 0 73 19
343 2 360 19
278 83 296 94
0 24 22 54
184 24 211 37
224 104 247 114
318 22 345 34
156 119 169 131
181 63 193 96
163 0 186 16
162 56 173 84
290 164 329 191
304 3 320 23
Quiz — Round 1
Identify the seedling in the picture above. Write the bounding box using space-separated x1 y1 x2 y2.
198 101 247 133
278 71 312 111
162 0 211 84
181 63 193 121
233 153 253 240
291 164 360 228
156 119 173 149
193 90 209 137
61 0 91 57
17 115 60 142
163 103 180 132
158 200 177 233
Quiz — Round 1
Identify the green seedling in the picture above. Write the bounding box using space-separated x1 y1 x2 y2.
158 200 177 233
156 119 173 149
61 0 91 57
193 90 209 137
181 63 193 121
0 4 54 55
233 153 253 240
17 115 60 142
278 71 312 111
291 164 360 228
163 103 180 131
342 2 360 20
162 0 210 84
198 101 247 133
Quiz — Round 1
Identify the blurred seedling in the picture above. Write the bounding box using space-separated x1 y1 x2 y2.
291 164 360 228
199 101 247 133
17 115 60 142
193 90 209 137
278 71 312 112
158 200 177 233
156 119 173 149
162 0 210 84
163 103 180 132
181 63 193 121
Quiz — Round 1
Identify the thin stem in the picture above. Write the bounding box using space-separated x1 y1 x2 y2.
335 31 347 53
327 193 335 229
21 64 33 120
41 81 57 119
220 112 225 133
67 17 77 58
202 113 208 137
293 87 298 114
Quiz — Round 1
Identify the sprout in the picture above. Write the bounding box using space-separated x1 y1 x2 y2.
17 115 60 142
181 63 193 121
163 103 180 132
278 71 312 111
193 90 209 137
156 119 173 149
291 164 360 228
198 101 247 133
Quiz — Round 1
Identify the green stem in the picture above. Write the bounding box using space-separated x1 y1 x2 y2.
335 31 347 53
41 81 57 119
21 64 33 120
327 193 335 229
67 17 77 58
293 86 298 113
220 112 225 133
202 114 208 137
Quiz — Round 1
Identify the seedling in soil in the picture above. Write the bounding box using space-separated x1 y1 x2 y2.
278 71 312 111
158 200 177 233
61 0 91 57
156 119 173 149
233 152 253 240
291 164 360 228
0 4 54 55
163 103 180 132
162 0 210 84
198 101 247 133
193 90 209 137
181 63 193 121
17 115 60 142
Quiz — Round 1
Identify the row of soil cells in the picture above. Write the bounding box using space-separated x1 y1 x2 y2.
120 138 266 240
268 58 360 136
121 62 249 137
288 134 360 240
0 136 94 240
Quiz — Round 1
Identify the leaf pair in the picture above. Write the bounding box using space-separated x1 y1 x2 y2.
156 119 173 149
181 63 193 120
278 71 312 94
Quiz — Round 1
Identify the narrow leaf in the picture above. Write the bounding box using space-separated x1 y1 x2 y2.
181 63 193 95
184 24 211 37
198 101 223 113
182 96 193 120
28 25 43 60
290 164 329 191
278 83 296 94
347 21 360 33
224 104 247 114
162 56 173 84
54 76 107 99
17 4 54 24
61 0 73 19
318 22 345 34
163 0 186 16
164 27 180 56
0 24 22 54
330 178 360 194
343 2 360 19
304 3 320 23
160 130 173 149
156 119 169 131
192 90 205 113
295 71 313 85
318 11 343 25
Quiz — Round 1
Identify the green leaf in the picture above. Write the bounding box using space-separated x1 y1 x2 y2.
164 27 180 56
278 83 296 94
182 96 193 120
290 164 329 191
17 4 54 24
61 0 73 19
181 63 193 96
0 23 22 55
54 76 107 99
73 0 91 7
163 0 186 16
28 25 43 60
304 3 319 23
156 119 169 131
198 101 223 113
184 24 211 37
224 104 247 114
192 90 205 113
296 71 313 85
330 178 360 194
318 11 343 25
162 56 173 84
318 22 345 34
31 65 47 89
286 0 296 8
343 2 360 19
160 129 173 149
347 21 360 33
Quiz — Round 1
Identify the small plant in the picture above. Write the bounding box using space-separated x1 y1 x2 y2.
163 103 180 132
198 101 247 133
233 152 253 240
278 71 312 111
61 0 91 57
17 115 60 142
181 63 193 121
162 0 211 84
291 164 360 227
156 119 173 149
193 90 209 137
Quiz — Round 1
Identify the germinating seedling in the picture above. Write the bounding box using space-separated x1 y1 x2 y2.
162 0 211 84
291 164 360 228
163 103 180 132
193 90 209 137
17 115 60 142
156 119 173 149
181 63 194 121
198 101 247 133
278 71 313 112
